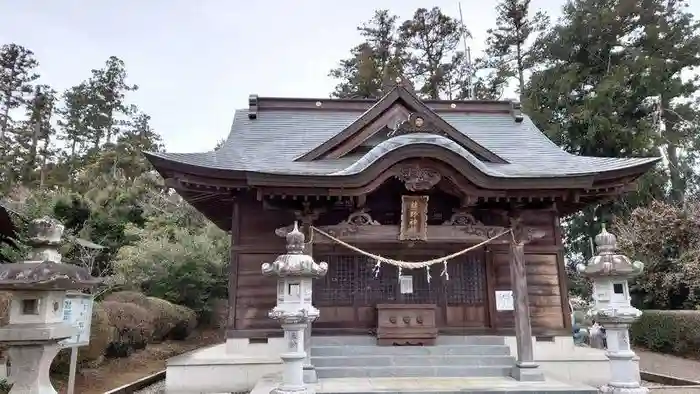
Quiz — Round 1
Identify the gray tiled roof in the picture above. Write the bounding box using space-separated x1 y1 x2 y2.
147 109 659 178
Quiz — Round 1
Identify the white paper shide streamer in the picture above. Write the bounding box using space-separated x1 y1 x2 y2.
310 226 511 282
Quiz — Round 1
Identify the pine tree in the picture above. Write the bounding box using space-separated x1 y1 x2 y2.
525 0 673 264
482 0 549 101
57 83 92 184
84 56 138 150
0 44 39 147
17 85 57 187
80 107 163 183
329 10 404 98
632 0 700 202
397 7 468 100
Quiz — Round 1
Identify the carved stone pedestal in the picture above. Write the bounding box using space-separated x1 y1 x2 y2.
598 323 647 394
302 324 317 384
274 323 309 394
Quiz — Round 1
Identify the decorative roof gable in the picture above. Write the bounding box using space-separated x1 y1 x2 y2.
296 82 509 164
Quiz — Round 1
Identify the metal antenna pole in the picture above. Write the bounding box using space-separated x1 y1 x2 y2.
458 2 475 100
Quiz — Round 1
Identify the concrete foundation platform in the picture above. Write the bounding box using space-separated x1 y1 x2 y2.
251 375 599 394
164 336 620 393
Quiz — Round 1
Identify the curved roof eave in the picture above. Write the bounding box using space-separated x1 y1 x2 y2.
330 133 501 176
142 151 248 179
245 143 597 190
144 144 660 191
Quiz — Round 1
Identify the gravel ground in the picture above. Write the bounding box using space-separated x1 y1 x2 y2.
134 380 165 394
637 349 700 382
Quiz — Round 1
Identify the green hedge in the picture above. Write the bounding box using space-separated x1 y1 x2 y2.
630 310 700 357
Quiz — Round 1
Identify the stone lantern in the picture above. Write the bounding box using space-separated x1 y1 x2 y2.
0 217 99 394
577 224 647 394
262 222 327 394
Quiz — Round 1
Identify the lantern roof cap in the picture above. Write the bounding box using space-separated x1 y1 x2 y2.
577 224 644 279
262 222 328 278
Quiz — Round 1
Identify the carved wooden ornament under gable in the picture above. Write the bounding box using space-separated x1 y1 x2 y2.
388 112 446 138
395 164 441 192
399 195 429 241
323 210 380 238
443 210 506 239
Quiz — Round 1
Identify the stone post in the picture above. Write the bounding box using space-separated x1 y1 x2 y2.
262 222 327 394
577 225 647 394
0 217 99 394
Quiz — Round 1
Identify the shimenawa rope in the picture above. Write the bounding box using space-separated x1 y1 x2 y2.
310 225 511 281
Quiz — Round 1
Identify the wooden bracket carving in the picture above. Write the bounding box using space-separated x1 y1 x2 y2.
294 201 324 225
388 110 450 139
395 164 441 191
324 210 380 237
507 208 546 244
444 210 506 239
275 202 326 238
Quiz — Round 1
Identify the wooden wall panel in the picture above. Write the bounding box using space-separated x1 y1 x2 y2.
230 200 568 334
234 252 280 329
491 252 565 330
238 198 294 247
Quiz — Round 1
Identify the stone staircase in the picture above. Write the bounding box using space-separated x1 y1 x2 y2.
310 335 516 379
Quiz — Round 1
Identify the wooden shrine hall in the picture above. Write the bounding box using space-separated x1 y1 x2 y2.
144 80 658 379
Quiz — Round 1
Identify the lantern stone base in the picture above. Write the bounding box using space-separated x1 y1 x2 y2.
0 323 74 394
7 343 62 394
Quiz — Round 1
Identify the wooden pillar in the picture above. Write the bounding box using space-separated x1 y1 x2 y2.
227 199 241 337
509 213 544 381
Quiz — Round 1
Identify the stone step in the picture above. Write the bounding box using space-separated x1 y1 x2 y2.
311 335 506 347
315 365 513 379
311 344 512 357
311 354 515 368
251 376 599 394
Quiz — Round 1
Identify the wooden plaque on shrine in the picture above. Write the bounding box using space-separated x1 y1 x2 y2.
399 195 429 241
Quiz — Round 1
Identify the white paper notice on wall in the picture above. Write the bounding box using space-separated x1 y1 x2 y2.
399 275 414 294
495 290 514 311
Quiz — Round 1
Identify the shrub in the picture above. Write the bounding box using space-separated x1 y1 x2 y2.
101 301 154 357
169 304 197 340
105 291 182 342
146 296 185 341
630 310 700 357
81 302 116 362
210 298 228 329
113 224 228 321
614 201 700 309
51 302 116 374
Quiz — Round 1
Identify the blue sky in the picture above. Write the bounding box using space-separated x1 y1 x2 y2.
2 1 698 153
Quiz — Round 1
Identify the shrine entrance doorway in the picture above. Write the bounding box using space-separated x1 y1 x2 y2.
312 247 488 334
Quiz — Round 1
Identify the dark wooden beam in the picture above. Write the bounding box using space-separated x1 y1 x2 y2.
227 199 241 335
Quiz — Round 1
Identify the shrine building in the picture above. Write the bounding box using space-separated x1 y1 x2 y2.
145 81 659 392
